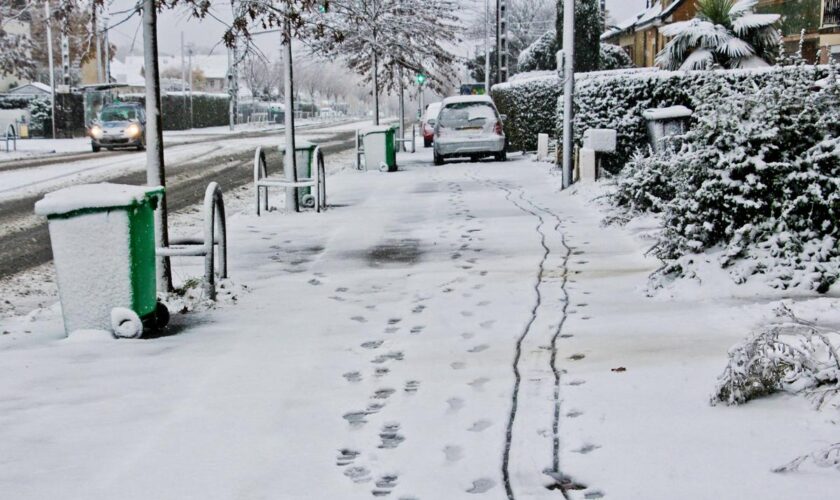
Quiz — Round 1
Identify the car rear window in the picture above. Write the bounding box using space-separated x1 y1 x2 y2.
438 102 497 130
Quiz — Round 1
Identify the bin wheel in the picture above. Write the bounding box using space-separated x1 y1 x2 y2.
301 194 316 208
155 302 170 329
111 307 143 339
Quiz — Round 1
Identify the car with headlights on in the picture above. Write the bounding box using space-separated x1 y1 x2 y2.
433 95 506 165
89 102 146 152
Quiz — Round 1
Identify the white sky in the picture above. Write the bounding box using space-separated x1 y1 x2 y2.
106 0 649 60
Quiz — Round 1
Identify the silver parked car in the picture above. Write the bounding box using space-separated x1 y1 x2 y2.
433 95 506 165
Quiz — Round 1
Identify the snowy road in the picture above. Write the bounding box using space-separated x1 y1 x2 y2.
0 120 369 280
1 149 837 499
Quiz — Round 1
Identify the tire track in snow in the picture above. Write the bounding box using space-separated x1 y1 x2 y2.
473 172 573 499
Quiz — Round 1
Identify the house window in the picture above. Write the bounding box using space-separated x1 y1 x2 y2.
826 0 840 27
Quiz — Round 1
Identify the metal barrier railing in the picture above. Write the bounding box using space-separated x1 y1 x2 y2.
253 144 326 215
4 124 17 153
156 182 228 300
395 124 416 153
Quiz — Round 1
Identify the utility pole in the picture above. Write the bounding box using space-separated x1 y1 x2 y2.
282 21 300 213
60 32 70 85
93 4 103 83
496 0 508 84
484 0 490 91
398 67 405 152
103 11 110 84
561 0 575 188
188 47 194 129
142 0 173 291
45 0 56 139
181 32 187 125
372 49 380 125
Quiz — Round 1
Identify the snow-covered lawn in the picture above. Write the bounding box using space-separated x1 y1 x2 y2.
0 149 837 499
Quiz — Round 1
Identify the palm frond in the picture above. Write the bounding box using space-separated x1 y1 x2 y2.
729 0 758 17
732 13 780 36
718 37 755 58
680 49 715 70
730 54 771 69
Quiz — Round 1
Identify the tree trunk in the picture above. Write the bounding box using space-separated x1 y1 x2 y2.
142 0 172 292
282 21 299 213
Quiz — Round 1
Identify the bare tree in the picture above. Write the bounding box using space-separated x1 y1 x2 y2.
310 0 461 124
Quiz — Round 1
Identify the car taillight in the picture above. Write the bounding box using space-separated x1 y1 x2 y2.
494 121 503 136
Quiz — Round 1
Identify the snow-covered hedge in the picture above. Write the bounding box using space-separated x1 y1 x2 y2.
561 65 832 173
612 65 840 292
491 72 561 151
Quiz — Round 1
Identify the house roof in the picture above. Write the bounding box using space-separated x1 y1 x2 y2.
7 82 52 95
601 0 689 41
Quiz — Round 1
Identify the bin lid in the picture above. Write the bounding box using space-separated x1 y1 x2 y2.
279 139 317 152
642 106 693 121
35 183 164 218
360 125 393 136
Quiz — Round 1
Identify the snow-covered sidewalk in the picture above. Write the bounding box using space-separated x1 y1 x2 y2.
0 151 837 499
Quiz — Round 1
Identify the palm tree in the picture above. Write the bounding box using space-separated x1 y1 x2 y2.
655 0 780 71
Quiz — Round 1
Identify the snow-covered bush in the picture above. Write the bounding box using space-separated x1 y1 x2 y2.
28 97 51 137
492 72 561 151
600 44 634 71
712 303 840 407
561 65 831 173
612 65 840 291
517 30 558 73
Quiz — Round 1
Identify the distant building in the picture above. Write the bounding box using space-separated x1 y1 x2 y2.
6 82 51 97
602 0 840 68
109 54 232 93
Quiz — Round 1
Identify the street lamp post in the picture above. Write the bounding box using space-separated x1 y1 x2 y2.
561 0 575 189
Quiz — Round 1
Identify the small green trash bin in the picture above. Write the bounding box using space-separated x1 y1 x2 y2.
280 139 317 207
34 183 167 337
360 125 397 172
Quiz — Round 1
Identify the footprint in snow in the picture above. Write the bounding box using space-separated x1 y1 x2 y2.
468 377 489 391
373 388 396 400
479 320 495 329
412 304 426 314
461 332 475 340
467 478 496 494
362 340 384 350
308 278 322 286
387 318 402 325
468 344 489 353
451 361 466 370
566 409 584 418
476 300 491 307
468 419 492 432
461 310 474 317
343 371 363 383
444 445 464 462
572 443 601 454
336 448 360 466
384 326 400 334
447 397 464 412
344 466 372 483
336 287 349 292
372 351 404 364
378 423 405 449
410 325 424 334
566 379 586 386
372 474 399 496
404 380 420 394
569 353 586 361
351 316 368 323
